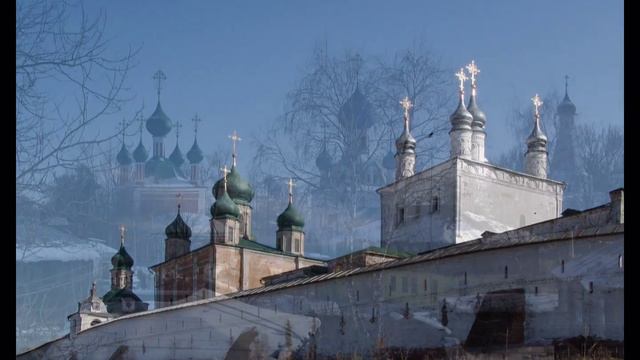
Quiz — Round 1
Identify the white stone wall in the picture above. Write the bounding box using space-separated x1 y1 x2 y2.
21 232 623 359
379 158 564 253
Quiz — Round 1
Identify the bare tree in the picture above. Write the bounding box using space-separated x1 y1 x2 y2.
16 0 139 196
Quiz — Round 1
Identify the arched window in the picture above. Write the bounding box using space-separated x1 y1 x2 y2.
561 260 565 273
619 254 624 269
431 197 439 213
504 266 508 279
90 319 102 326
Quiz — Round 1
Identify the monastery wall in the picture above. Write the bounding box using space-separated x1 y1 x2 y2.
21 229 623 359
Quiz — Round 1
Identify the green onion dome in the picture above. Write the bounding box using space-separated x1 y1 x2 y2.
213 165 254 205
186 140 204 164
145 101 172 137
145 157 179 179
116 144 133 165
169 144 185 167
277 203 305 230
132 140 149 163
211 189 240 219
111 245 134 270
165 209 192 239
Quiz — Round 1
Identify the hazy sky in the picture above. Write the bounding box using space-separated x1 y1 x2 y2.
84 0 623 172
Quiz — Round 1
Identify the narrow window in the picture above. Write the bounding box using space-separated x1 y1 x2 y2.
589 282 594 294
534 286 538 295
561 260 565 273
619 254 623 269
464 272 467 285
356 290 360 302
423 279 428 292
397 207 405 226
504 266 508 279
432 196 439 213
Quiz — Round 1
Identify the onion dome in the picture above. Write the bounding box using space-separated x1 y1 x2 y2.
277 203 305 230
116 144 133 165
111 244 134 270
557 91 576 115
145 157 178 179
449 95 473 131
383 149 396 169
315 145 332 172
145 101 172 137
211 189 240 219
186 140 204 164
213 165 254 205
338 87 375 130
527 117 548 147
165 208 192 239
467 93 486 130
169 144 185 168
132 140 149 163
395 127 416 154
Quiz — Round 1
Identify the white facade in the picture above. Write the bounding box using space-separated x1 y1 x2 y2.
379 157 564 253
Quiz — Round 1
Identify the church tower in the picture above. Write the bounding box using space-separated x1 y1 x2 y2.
147 70 172 159
395 97 417 180
164 198 192 261
212 131 254 240
276 178 305 255
551 76 579 207
525 94 549 178
211 165 241 245
186 114 204 185
67 282 112 337
449 68 473 159
466 61 487 162
102 226 148 315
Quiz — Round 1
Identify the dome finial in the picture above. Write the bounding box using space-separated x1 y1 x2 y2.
220 165 230 193
137 103 145 141
119 118 127 145
466 60 480 97
176 193 182 213
175 120 182 142
532 94 543 119
192 113 202 140
564 75 569 97
399 96 413 132
119 224 126 247
90 281 97 297
455 67 468 100
228 130 242 167
287 178 296 205
153 70 167 102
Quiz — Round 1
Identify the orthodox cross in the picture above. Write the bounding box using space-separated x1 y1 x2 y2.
119 118 127 143
137 105 145 140
531 94 543 118
220 165 230 192
192 114 202 138
228 130 241 166
119 225 126 246
175 120 182 141
153 70 167 101
564 75 569 94
176 193 182 212
466 60 480 95
455 68 468 95
287 178 296 204
399 96 413 130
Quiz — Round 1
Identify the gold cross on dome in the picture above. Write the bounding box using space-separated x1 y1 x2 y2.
399 96 413 120
119 225 126 246
531 94 543 117
455 68 468 93
287 178 296 204
153 70 167 99
466 60 480 87
220 165 230 191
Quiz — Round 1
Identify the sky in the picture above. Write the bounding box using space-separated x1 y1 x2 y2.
83 0 623 173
